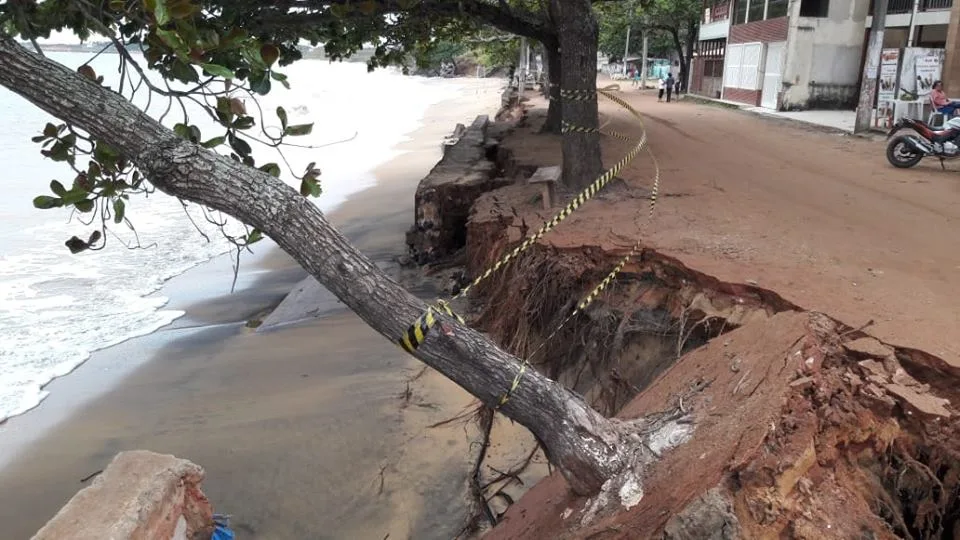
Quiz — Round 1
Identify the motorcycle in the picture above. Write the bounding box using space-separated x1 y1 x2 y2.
886 116 960 169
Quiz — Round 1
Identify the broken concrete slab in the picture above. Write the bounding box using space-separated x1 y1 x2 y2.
33 450 213 540
406 115 514 265
844 337 896 360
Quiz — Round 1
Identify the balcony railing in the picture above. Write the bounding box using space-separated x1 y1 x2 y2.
870 0 953 13
922 0 952 10
868 0 915 15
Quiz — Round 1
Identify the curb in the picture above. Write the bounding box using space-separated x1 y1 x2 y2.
680 94 887 140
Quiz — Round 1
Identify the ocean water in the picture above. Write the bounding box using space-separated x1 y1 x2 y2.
0 50 498 422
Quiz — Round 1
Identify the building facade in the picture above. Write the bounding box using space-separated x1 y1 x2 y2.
691 0 734 99
692 0 871 110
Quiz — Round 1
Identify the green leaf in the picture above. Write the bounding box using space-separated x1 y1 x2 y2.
43 123 58 138
62 187 89 205
232 116 255 130
300 175 321 197
259 163 281 177
113 199 126 224
270 71 290 89
33 195 62 209
65 236 88 254
201 136 226 148
246 228 264 245
228 134 252 157
155 0 171 25
284 123 313 137
173 123 191 139
276 106 288 130
169 1 199 19
75 199 95 213
249 71 271 95
202 63 235 79
88 230 102 246
50 180 66 197
49 142 70 162
156 29 184 51
169 59 199 83
94 141 119 165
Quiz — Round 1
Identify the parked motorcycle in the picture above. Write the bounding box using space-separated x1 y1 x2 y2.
886 116 960 169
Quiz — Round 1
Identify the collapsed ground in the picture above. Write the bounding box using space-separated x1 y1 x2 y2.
405 89 960 538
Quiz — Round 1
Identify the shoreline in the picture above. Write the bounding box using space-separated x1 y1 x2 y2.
0 76 506 538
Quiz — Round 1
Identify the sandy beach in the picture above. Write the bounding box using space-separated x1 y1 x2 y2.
0 78 524 539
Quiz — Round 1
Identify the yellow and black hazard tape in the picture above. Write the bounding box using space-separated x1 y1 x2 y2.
396 84 655 360
398 299 464 354
496 148 662 408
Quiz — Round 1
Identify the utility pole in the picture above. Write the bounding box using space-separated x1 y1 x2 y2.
855 0 889 133
640 35 649 89
623 25 632 76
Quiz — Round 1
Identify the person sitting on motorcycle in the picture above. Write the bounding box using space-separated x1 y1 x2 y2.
931 81 960 117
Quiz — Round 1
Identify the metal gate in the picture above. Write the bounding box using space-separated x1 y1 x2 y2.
761 41 786 110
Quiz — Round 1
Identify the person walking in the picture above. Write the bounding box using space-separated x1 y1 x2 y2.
657 77 665 101
665 72 675 102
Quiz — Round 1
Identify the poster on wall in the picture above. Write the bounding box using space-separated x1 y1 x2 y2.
877 49 900 105
897 48 945 101
876 49 901 128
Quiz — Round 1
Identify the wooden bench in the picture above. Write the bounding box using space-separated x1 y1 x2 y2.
528 166 560 210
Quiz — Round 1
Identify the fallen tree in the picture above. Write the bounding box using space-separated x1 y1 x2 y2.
0 34 631 496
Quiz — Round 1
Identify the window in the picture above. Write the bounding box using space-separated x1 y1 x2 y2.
799 0 829 17
767 0 789 18
734 0 748 24
733 0 790 24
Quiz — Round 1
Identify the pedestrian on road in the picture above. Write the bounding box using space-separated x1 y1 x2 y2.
665 73 675 102
657 77 665 101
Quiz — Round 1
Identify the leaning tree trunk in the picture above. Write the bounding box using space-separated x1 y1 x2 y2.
0 37 638 496
551 0 603 191
541 36 562 134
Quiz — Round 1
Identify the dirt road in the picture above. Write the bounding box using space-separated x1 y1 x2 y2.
597 92 960 365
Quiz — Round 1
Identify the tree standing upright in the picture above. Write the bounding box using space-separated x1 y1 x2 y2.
550 0 604 189
0 0 657 496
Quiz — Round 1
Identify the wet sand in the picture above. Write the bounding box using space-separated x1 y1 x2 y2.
0 79 532 539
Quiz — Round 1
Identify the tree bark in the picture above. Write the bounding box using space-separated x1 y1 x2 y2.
0 36 635 495
551 0 603 191
541 37 562 134
669 28 686 92
683 22 697 93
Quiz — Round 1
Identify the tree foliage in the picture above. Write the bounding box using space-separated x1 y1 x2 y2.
0 0 561 252
595 0 701 80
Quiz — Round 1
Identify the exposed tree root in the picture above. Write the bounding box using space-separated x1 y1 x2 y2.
466 245 761 415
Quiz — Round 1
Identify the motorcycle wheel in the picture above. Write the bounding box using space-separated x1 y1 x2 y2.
886 136 924 168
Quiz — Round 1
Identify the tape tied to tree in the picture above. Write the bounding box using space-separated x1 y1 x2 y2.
397 85 661 404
